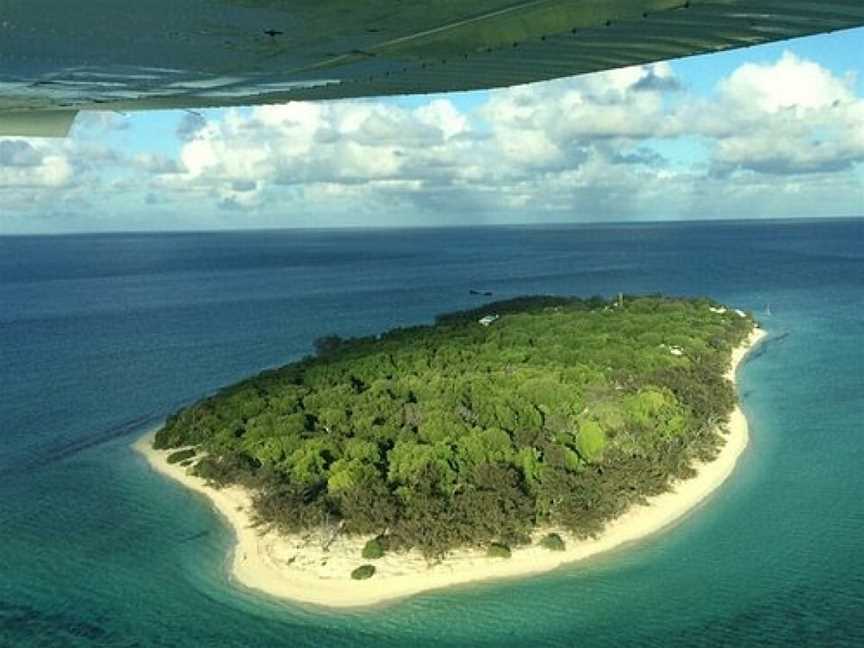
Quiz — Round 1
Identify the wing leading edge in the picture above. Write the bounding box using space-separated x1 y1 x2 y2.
1 0 863 136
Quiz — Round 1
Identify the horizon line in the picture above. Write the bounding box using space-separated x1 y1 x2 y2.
1 213 861 238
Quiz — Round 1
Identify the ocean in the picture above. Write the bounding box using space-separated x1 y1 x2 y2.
1 219 862 647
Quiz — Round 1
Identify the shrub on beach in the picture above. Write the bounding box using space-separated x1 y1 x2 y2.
362 537 385 560
540 533 566 551
351 564 376 580
167 448 196 464
193 452 261 488
487 543 511 558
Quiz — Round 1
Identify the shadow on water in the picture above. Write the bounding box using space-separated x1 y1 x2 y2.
0 412 165 480
180 529 212 543
1 387 224 480
747 331 789 365
0 600 111 645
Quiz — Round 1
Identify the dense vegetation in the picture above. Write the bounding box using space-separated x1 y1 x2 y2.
154 295 753 558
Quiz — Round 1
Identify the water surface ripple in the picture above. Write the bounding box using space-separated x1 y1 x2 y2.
1 220 862 646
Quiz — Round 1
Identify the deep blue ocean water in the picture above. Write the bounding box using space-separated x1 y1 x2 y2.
1 219 862 647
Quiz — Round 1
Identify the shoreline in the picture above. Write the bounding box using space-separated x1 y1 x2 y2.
134 327 766 609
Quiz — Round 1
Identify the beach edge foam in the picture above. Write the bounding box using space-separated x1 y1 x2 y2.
134 328 766 609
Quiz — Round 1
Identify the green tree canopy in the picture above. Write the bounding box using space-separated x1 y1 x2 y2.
154 295 754 557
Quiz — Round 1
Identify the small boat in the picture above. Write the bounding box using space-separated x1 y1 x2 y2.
469 289 493 296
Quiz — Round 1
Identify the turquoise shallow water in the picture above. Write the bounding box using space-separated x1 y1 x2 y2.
1 220 862 646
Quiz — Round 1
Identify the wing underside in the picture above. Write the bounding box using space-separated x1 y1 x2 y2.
1 0 863 135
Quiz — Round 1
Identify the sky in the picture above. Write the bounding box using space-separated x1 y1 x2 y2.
1 27 862 234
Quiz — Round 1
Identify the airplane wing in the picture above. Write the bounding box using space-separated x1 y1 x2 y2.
2 0 863 136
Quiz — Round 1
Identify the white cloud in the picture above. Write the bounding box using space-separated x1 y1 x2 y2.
133 153 182 175
695 52 864 176
0 140 73 188
719 52 855 114
2 51 862 231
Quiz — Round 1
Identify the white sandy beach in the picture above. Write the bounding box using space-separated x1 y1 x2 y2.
135 327 766 608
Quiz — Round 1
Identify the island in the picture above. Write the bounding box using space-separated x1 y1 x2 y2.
136 295 765 607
